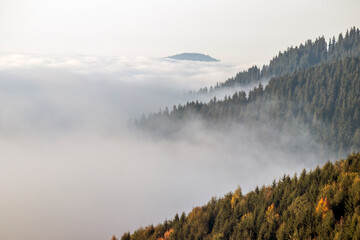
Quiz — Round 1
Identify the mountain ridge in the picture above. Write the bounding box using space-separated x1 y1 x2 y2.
166 53 219 62
196 26 360 94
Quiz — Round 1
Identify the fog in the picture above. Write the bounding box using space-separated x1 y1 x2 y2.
0 54 330 240
190 78 271 104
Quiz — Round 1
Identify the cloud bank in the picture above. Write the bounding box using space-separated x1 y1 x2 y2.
0 54 329 240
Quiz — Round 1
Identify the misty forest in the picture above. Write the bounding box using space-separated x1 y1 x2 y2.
1 2 360 240
120 28 360 240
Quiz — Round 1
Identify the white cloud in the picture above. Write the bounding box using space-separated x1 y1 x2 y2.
0 53 244 129
0 54 330 240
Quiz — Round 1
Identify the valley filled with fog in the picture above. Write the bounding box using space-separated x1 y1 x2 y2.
0 54 328 240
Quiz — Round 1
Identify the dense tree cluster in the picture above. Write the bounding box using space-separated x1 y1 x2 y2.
115 153 360 240
195 27 360 93
138 56 360 155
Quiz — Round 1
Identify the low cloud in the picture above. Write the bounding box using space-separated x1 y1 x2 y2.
0 54 330 240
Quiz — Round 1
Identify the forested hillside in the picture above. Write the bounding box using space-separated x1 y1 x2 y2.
128 28 360 240
138 56 360 155
117 153 360 240
196 27 360 93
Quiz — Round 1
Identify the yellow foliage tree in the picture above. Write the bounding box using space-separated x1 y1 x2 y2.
265 203 279 224
231 186 242 209
156 228 173 240
316 197 330 218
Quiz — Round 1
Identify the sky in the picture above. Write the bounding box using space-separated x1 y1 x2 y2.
0 0 359 64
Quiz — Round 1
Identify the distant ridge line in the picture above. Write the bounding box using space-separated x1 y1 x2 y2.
166 52 220 62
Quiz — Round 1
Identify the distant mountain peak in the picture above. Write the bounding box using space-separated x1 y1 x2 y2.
166 53 220 62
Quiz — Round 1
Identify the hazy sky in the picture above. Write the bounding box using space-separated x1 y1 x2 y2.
1 0 359 64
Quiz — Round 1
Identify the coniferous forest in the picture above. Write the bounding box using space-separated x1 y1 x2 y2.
197 27 360 92
139 56 360 156
119 153 360 240
120 28 360 240
138 28 360 156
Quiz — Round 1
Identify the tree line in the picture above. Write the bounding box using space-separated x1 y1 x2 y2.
194 27 360 94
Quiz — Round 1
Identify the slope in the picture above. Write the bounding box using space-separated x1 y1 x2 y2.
118 153 360 240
